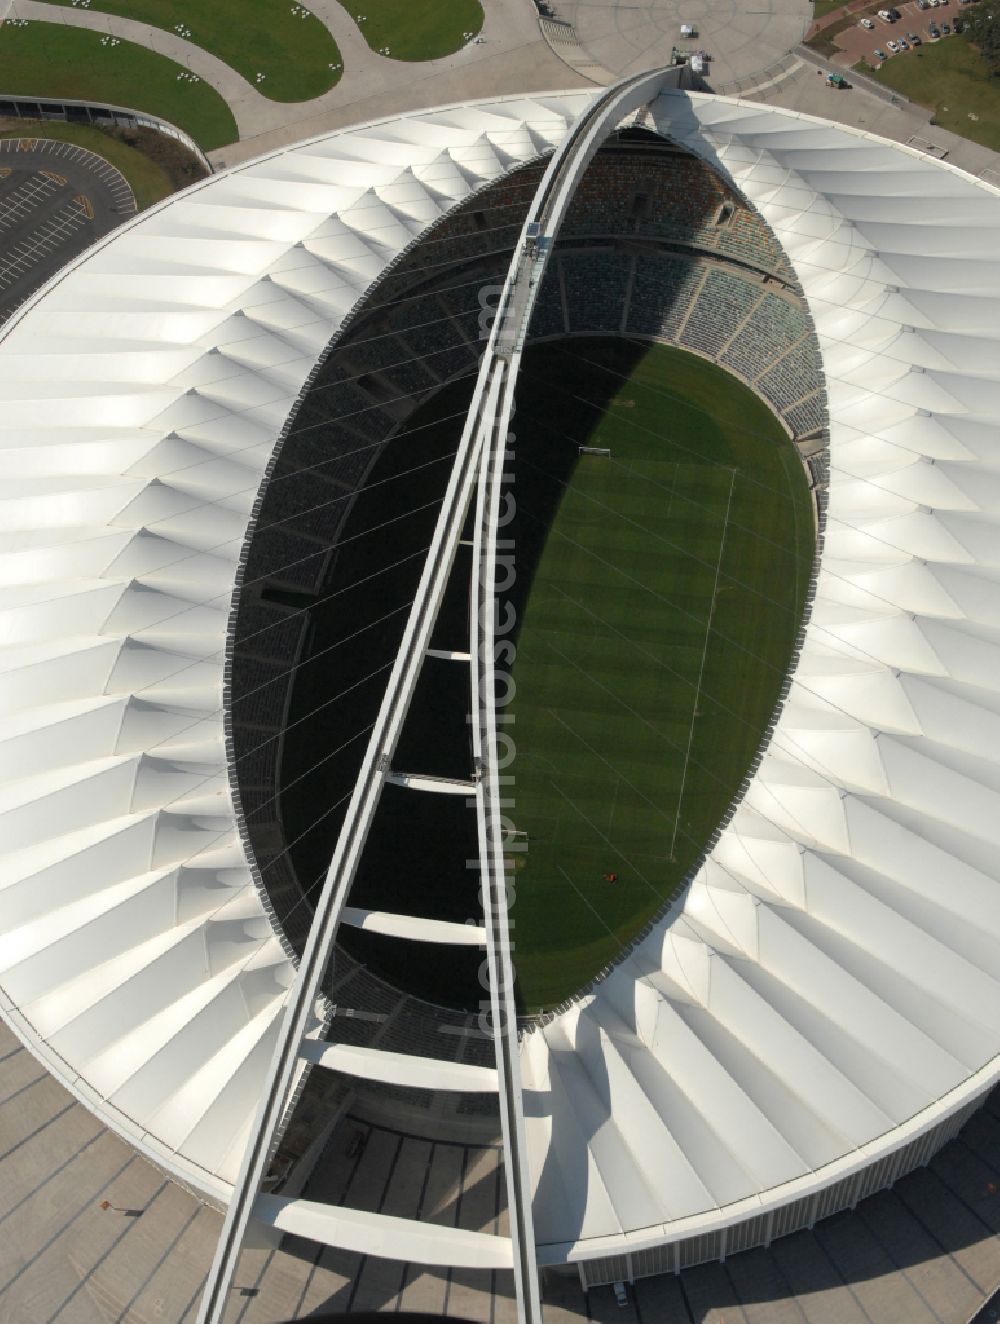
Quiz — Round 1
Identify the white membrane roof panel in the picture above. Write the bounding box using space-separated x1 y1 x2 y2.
1 91 1000 1266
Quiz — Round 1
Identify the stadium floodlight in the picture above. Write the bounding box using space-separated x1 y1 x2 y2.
1 80 999 1320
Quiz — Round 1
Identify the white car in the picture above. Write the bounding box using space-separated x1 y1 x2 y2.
886 36 901 49
877 7 895 17
860 16 875 27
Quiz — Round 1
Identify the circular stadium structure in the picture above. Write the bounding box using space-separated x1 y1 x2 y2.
2 84 1000 1301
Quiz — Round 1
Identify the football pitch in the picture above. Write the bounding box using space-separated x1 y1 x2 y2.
505 338 815 1012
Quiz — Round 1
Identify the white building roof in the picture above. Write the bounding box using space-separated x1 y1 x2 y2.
1 90 999 1257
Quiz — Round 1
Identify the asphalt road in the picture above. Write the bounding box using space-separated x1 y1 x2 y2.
0 134 134 323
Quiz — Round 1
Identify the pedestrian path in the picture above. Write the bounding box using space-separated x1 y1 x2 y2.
17 0 587 157
19 0 283 138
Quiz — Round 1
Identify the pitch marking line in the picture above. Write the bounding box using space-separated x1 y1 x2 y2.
670 468 736 859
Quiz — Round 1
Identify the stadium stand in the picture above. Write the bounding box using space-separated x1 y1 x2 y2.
626 251 705 343
757 338 826 420
679 265 763 359
531 264 567 340
560 140 794 281
785 391 828 438
226 137 828 1111
559 249 632 335
721 291 812 382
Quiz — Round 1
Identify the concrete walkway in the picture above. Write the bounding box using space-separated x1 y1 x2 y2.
19 0 590 162
544 0 812 89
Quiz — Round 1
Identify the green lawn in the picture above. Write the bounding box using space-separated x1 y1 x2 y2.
0 23 237 151
0 119 175 209
505 340 815 1012
41 0 341 102
858 36 1000 150
336 0 483 61
813 0 849 20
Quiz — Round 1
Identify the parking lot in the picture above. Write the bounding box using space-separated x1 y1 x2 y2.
830 0 969 68
0 137 134 324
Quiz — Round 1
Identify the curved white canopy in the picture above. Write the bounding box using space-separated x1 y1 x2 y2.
0 92 590 1202
1 90 1000 1262
524 95 1000 1260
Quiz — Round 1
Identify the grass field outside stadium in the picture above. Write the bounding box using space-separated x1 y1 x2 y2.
0 22 237 151
40 0 342 102
504 339 815 1013
335 0 484 61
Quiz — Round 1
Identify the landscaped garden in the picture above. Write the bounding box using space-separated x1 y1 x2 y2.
41 0 342 101
337 0 483 61
0 23 238 150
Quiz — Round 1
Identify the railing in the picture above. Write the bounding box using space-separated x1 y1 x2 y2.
0 91 212 171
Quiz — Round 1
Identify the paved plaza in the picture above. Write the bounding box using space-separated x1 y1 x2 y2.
14 0 591 165
546 0 812 87
3 1018 1000 1323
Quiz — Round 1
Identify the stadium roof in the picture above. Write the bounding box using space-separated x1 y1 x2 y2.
1 89 1000 1262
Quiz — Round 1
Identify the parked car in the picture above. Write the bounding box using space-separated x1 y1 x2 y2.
860 15 875 26
906 29 922 42
897 35 910 47
941 19 951 30
889 7 902 15
928 22 941 35
873 45 889 58
877 8 895 18
886 36 901 49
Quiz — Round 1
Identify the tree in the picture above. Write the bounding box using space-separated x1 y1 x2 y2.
962 5 1000 75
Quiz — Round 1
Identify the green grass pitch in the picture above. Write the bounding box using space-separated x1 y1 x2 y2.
505 338 815 1013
